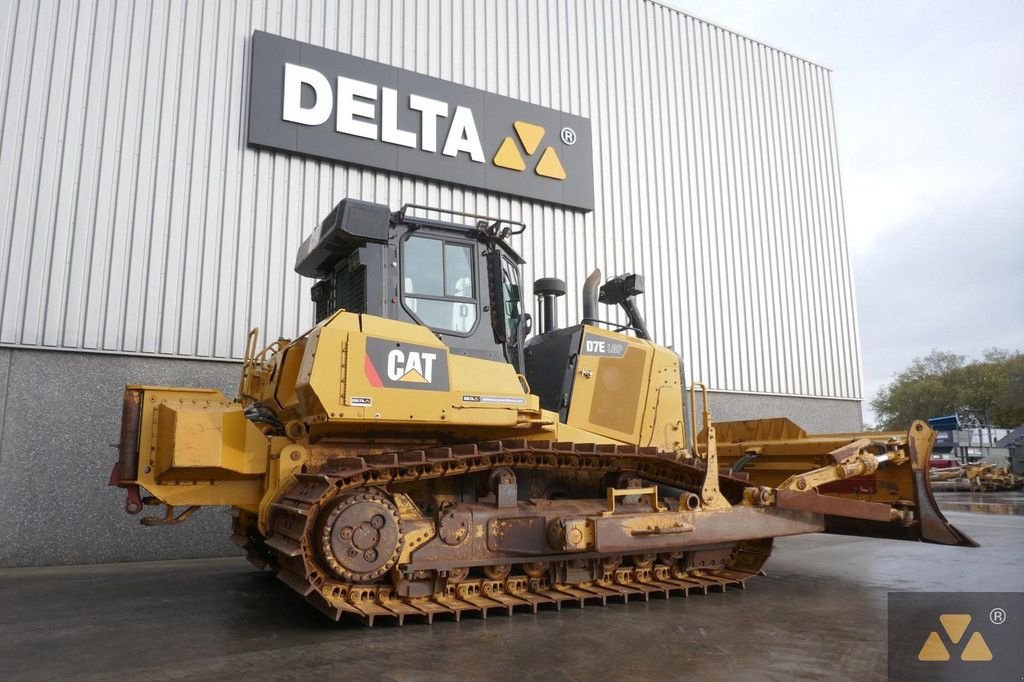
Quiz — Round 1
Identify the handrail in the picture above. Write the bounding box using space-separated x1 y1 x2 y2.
398 203 527 235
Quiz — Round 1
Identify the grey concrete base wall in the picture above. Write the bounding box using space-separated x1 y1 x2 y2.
707 391 863 434
0 348 861 568
0 348 242 568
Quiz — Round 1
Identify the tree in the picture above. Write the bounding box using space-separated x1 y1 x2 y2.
871 348 1024 430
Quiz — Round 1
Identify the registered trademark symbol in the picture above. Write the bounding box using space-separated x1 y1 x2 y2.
990 607 1006 625
560 127 577 145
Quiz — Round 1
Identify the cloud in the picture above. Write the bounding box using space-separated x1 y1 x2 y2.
854 184 1024 417
672 0 1024 422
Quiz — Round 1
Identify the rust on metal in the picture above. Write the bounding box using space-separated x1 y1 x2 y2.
775 489 893 523
110 387 144 514
110 202 980 626
114 387 143 485
907 421 979 547
911 469 979 547
237 439 787 625
818 476 878 495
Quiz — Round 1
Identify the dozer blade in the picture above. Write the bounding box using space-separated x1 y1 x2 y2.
710 418 977 548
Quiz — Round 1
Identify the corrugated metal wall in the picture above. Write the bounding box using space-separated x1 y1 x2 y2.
0 0 862 400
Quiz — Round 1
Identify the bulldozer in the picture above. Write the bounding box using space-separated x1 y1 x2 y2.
110 199 975 624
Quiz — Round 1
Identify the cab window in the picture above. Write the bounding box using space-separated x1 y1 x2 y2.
501 257 521 339
491 253 524 372
402 235 478 333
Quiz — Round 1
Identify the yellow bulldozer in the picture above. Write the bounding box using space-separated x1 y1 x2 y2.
110 200 974 624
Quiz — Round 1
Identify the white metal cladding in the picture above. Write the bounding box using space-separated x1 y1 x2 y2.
0 0 862 400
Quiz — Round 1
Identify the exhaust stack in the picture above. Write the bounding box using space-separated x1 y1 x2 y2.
581 269 602 324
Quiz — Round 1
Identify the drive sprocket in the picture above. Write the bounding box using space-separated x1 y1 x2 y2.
317 491 404 583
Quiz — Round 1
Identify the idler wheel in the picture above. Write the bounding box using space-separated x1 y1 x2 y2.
523 562 548 578
483 564 511 580
633 553 656 569
658 552 685 567
318 491 403 583
614 473 643 489
488 467 516 492
447 566 470 583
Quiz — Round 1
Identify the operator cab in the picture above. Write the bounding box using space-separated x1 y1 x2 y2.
296 199 658 441
295 199 530 370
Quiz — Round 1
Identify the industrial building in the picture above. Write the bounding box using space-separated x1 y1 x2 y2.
0 0 862 567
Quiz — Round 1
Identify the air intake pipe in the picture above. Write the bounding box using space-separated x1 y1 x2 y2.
582 269 602 324
534 278 567 334
598 273 650 340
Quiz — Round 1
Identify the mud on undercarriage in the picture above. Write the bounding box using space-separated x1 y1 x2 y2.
234 439 830 625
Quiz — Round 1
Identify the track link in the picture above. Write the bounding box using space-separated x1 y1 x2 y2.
236 439 774 625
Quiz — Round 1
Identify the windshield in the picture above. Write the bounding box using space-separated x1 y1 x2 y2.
402 235 478 334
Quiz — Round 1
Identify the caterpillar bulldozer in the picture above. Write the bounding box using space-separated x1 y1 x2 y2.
110 199 975 625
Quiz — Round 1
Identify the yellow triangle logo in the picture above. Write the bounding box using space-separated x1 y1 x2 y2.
535 146 566 180
917 613 994 663
493 136 525 171
960 632 993 661
398 368 428 383
939 614 971 644
513 121 545 155
917 631 950 661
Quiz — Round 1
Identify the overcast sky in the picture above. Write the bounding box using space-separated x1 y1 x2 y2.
670 0 1024 423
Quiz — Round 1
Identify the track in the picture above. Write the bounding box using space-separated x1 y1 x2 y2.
233 439 774 625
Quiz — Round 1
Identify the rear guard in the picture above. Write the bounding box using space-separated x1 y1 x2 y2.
711 419 977 548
